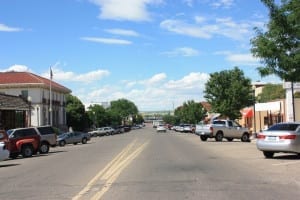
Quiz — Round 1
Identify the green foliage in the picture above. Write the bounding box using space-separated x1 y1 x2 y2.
134 114 145 124
204 67 253 120
174 100 206 124
87 104 111 127
66 94 87 131
257 84 285 102
162 114 180 125
87 98 140 127
294 91 300 98
108 99 139 125
251 0 300 82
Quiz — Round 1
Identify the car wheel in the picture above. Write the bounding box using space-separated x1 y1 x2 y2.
21 145 34 158
39 142 50 154
82 138 87 144
227 138 233 142
215 132 223 142
263 151 274 159
59 140 66 147
200 135 208 141
241 133 250 142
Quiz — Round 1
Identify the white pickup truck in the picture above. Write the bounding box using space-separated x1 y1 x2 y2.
195 119 251 142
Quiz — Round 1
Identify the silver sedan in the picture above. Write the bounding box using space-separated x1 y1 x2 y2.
256 122 300 158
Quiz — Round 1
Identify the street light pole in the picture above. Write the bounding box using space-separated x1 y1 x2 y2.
253 90 256 135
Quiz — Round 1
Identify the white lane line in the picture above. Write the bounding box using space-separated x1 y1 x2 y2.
72 139 138 200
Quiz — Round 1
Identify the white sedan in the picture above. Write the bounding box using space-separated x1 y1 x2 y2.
156 125 167 133
0 142 9 161
256 122 300 158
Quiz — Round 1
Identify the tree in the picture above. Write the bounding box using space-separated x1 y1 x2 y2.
133 114 144 124
109 99 138 125
87 104 111 128
162 114 180 125
257 84 285 102
66 94 87 131
174 100 206 124
251 0 300 82
204 67 253 120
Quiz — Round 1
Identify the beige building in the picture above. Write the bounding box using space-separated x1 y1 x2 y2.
239 82 300 133
0 71 71 130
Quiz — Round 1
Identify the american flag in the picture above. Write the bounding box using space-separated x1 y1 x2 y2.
50 67 53 80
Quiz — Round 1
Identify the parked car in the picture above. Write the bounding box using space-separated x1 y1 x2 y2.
6 127 41 159
112 126 124 134
131 124 142 130
157 125 167 133
35 125 57 154
0 141 9 161
123 126 131 132
256 122 300 158
175 125 184 132
57 131 91 146
88 127 115 137
183 124 192 133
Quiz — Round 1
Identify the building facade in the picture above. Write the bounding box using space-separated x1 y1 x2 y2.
239 82 300 133
0 72 71 130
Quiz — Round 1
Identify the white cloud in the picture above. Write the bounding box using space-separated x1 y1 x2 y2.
89 0 163 21
215 17 252 40
0 23 22 32
145 73 167 85
165 72 209 91
0 64 31 72
162 47 200 57
105 29 140 37
183 0 194 7
43 67 110 83
75 70 110 82
226 53 259 65
194 16 206 24
214 51 259 65
125 81 138 88
160 19 217 39
161 17 259 41
81 37 132 45
211 0 234 8
79 72 210 111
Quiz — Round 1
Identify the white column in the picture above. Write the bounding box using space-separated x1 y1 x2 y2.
285 87 294 122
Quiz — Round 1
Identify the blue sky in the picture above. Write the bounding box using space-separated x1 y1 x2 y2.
0 0 281 111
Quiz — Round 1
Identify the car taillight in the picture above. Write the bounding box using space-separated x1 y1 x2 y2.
279 134 296 140
257 134 266 139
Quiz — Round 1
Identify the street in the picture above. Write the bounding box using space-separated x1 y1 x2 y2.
1 125 300 200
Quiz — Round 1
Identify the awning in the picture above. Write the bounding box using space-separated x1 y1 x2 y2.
241 107 253 118
0 94 29 111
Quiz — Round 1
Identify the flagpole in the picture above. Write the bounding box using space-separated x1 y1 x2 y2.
50 67 53 126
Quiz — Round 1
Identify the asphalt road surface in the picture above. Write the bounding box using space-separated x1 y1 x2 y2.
1 125 300 200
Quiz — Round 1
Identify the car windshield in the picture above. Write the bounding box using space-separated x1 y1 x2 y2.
6 129 13 136
59 133 68 137
267 123 300 131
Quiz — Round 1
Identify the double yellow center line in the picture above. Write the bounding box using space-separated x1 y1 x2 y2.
72 139 149 200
